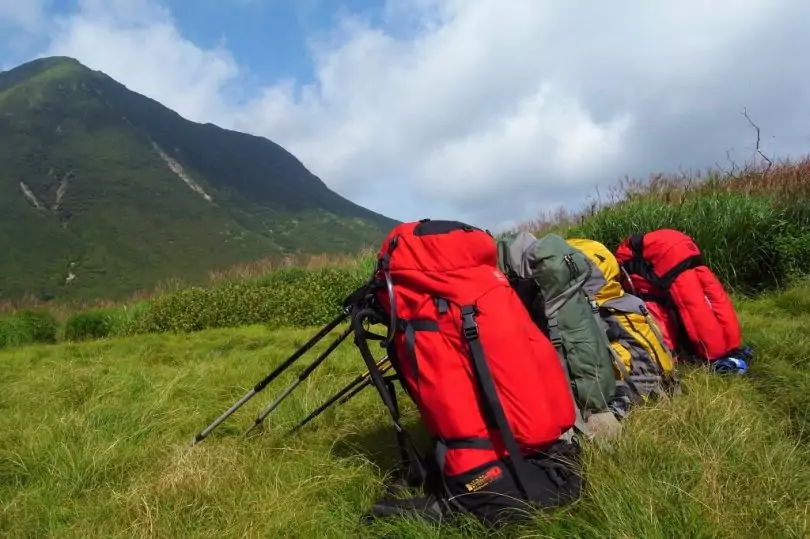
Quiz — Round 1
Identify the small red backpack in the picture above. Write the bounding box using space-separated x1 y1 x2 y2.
615 228 743 362
353 219 582 525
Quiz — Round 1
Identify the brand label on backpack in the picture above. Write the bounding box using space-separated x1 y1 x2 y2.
465 465 503 492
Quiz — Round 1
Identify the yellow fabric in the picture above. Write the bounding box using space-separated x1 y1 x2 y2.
615 311 675 376
567 237 675 378
566 237 625 305
609 341 633 379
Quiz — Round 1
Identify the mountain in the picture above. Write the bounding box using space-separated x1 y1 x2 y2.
0 56 398 301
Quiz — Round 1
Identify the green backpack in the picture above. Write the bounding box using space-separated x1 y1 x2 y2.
497 231 619 430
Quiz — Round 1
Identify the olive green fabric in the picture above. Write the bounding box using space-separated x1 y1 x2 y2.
529 234 617 414
497 231 617 416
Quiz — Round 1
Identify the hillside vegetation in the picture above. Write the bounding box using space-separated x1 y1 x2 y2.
0 56 397 302
1 154 808 537
2 156 808 347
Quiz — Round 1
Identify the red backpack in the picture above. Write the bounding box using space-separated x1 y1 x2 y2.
615 229 743 362
352 219 582 525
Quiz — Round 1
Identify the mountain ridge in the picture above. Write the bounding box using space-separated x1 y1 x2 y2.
0 56 398 301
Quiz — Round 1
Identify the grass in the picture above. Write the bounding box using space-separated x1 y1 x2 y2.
1 281 808 538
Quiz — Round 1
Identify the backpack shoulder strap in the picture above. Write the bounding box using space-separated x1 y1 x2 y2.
459 304 541 501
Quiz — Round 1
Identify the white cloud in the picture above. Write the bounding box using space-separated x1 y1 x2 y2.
0 0 49 31
8 0 810 231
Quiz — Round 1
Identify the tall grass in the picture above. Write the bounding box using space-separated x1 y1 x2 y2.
0 310 58 348
568 191 810 293
0 250 377 318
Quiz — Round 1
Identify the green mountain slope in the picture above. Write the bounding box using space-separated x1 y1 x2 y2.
0 56 397 301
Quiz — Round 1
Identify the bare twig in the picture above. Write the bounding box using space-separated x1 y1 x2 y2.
741 107 773 172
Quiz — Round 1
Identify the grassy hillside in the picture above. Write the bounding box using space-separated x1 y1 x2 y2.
0 283 808 538
0 56 397 302
1 150 808 536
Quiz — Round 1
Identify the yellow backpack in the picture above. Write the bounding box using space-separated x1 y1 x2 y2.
566 237 678 402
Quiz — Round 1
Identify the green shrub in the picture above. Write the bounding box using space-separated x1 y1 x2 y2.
0 309 58 349
17 310 59 344
64 310 117 342
133 266 369 334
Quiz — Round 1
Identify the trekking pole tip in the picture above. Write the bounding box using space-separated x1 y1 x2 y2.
241 420 261 438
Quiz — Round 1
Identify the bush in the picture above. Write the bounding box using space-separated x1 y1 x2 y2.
133 266 369 334
568 193 810 293
64 310 118 342
0 309 58 349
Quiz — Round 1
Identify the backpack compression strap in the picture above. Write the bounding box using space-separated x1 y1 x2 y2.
460 305 542 501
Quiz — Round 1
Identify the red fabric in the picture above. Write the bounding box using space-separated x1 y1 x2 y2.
615 228 742 362
645 301 678 353
374 221 575 476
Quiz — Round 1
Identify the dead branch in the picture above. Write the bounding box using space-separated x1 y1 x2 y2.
741 107 773 172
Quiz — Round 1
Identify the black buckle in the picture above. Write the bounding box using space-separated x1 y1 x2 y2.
460 306 479 340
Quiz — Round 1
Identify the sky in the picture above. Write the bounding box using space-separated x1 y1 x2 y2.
1 0 808 232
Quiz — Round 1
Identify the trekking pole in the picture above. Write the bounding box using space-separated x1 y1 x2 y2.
289 357 392 434
242 325 354 437
189 309 350 446
336 360 393 406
